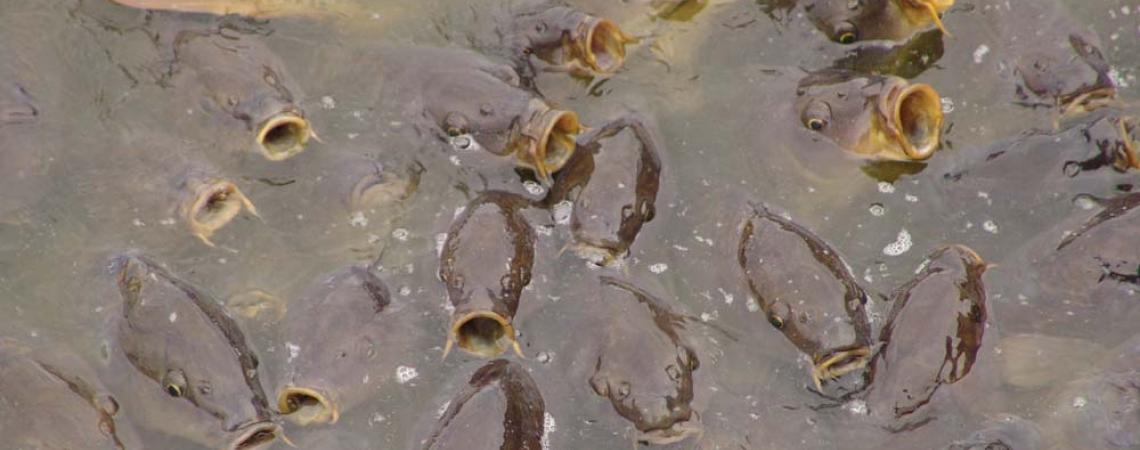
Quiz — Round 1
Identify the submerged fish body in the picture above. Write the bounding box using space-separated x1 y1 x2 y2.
171 29 311 161
497 4 635 77
421 359 546 450
109 0 364 19
276 263 425 426
588 276 702 445
564 116 663 268
805 0 953 44
103 254 280 450
0 339 140 450
737 203 873 394
1038 333 1140 448
0 81 49 221
865 245 988 430
438 191 536 358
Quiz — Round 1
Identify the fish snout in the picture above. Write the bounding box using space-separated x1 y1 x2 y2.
255 111 311 161
882 79 943 160
519 101 580 184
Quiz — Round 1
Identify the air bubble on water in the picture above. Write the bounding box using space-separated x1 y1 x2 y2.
159 218 176 226
883 229 913 256
940 97 955 114
905 194 918 203
719 288 734 305
392 228 409 241
649 263 669 274
552 200 573 224
349 211 368 227
869 203 885 216
877 182 895 194
396 365 418 384
320 96 336 110
541 412 556 450
523 181 546 196
700 310 718 322
846 400 868 415
370 413 386 426
973 44 990 64
536 351 553 364
169 312 177 323
746 296 760 312
983 220 999 234
436 401 451 418
1072 396 1087 409
1073 195 1099 210
536 225 553 236
399 286 411 296
449 155 462 166
286 342 300 363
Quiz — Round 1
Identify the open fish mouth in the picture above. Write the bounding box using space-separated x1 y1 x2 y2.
277 386 339 426
881 81 943 161
180 178 259 247
445 310 521 359
229 421 280 450
811 346 872 391
518 103 580 184
256 112 311 161
573 17 635 74
900 0 953 36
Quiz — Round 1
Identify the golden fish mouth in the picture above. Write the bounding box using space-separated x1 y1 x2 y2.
445 310 521 359
880 82 943 161
574 17 635 74
519 104 580 184
277 386 339 426
230 421 280 450
900 0 953 36
256 113 310 161
180 178 259 247
811 346 872 392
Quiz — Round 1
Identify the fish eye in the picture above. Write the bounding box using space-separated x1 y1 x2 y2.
806 118 827 130
162 369 188 398
801 100 832 132
443 112 470 137
616 382 631 400
666 364 682 382
768 314 785 329
835 22 858 44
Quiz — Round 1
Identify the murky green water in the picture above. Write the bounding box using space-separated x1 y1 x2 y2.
1 0 1138 448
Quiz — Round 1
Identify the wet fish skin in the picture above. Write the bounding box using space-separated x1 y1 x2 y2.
439 191 536 358
0 82 48 221
422 359 546 450
588 276 701 445
0 339 140 450
737 203 873 392
566 115 662 267
104 254 279 450
277 264 423 426
506 5 634 76
865 245 988 430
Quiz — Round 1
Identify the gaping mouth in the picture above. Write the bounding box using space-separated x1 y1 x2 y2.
180 179 259 247
229 422 280 450
574 17 633 73
277 386 339 426
811 346 872 392
520 105 580 184
1059 86 1118 120
883 82 943 161
447 310 518 358
901 0 953 36
256 113 310 161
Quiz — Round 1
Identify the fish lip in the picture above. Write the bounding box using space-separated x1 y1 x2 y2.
881 80 943 161
520 102 580 183
574 16 632 73
276 386 339 426
811 345 872 390
567 239 625 268
449 310 517 358
255 112 310 161
228 421 281 450
179 178 257 244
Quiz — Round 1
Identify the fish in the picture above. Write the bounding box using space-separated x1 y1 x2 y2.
171 29 312 161
563 115 662 268
108 0 365 19
737 203 873 394
804 0 953 44
588 276 703 445
506 5 636 76
439 191 536 358
421 359 546 450
102 254 280 450
0 338 141 450
275 262 425 426
865 245 988 430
